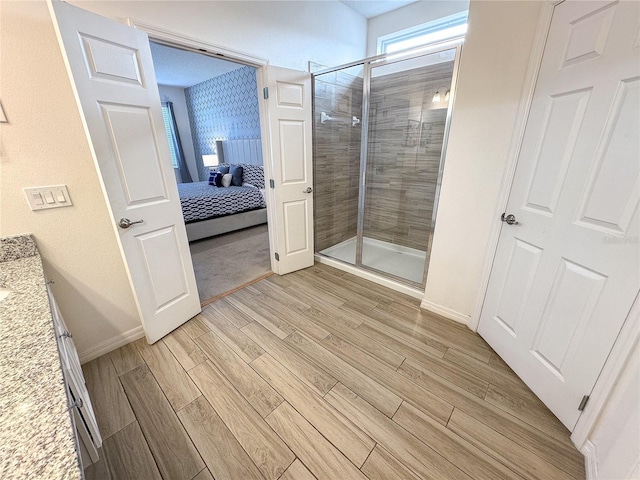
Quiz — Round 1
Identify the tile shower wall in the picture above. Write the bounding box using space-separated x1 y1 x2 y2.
364 61 454 252
185 66 261 181
313 70 363 252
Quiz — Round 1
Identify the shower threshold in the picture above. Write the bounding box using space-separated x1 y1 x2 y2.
319 237 426 285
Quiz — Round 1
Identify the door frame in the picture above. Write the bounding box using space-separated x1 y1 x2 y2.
469 0 638 451
125 18 281 273
469 0 559 333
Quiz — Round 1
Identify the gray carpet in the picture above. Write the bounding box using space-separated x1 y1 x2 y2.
189 224 271 302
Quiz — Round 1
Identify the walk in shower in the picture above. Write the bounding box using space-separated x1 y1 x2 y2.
313 41 462 290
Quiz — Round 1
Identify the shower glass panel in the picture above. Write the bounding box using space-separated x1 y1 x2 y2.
313 65 364 264
312 41 461 289
360 49 457 285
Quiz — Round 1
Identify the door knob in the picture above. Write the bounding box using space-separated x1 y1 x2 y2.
118 218 143 229
303 187 313 193
501 213 518 225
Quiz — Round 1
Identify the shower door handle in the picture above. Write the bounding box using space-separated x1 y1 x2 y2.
303 187 313 194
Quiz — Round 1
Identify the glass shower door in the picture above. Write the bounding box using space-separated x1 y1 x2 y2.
359 49 457 285
313 65 364 265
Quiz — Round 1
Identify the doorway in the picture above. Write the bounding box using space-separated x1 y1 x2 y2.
149 41 271 304
50 0 314 342
478 0 639 430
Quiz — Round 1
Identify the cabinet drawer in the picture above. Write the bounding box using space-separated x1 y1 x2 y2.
46 284 103 465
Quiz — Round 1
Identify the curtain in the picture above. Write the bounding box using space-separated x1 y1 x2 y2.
162 101 193 183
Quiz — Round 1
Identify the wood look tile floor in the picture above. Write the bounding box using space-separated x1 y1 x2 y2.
83 263 585 480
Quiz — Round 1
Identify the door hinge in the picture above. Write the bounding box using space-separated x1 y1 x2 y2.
578 395 590 411
263 87 269 99
269 179 275 188
275 252 280 261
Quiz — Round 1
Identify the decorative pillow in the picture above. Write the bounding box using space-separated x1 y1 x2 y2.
240 164 265 189
208 170 216 185
221 173 233 187
217 165 230 175
230 165 244 187
213 172 223 187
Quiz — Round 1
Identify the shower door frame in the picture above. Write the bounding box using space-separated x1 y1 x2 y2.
313 38 465 290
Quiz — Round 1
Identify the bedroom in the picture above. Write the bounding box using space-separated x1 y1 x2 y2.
151 41 271 303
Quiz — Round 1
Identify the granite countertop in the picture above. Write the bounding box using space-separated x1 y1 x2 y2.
0 235 82 479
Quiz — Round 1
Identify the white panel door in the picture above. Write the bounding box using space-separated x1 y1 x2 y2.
478 0 639 430
262 66 314 274
48 1 201 343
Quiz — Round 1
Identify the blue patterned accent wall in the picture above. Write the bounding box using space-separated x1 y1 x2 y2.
185 65 261 181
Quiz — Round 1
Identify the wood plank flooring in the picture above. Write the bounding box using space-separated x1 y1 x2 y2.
82 263 585 480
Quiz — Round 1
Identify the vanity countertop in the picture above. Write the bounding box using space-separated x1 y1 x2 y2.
0 235 81 479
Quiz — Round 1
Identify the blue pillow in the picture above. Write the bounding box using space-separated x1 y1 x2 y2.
230 165 244 186
217 165 230 175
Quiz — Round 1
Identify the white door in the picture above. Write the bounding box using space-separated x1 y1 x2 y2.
478 0 639 430
261 66 314 275
49 1 201 343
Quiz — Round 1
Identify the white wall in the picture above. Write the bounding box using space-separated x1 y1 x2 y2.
367 0 469 56
0 1 141 356
586 339 639 479
71 1 367 72
1 0 366 358
422 0 544 321
158 85 198 181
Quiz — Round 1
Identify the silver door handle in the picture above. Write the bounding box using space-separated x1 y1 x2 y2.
118 218 143 229
303 187 313 193
501 213 518 225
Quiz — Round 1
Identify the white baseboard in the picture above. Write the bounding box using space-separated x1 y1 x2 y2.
79 326 145 364
581 440 598 480
420 299 470 326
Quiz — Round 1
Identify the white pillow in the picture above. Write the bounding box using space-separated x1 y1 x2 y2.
221 173 232 187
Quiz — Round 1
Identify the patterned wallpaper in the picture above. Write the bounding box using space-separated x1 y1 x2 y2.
185 65 261 181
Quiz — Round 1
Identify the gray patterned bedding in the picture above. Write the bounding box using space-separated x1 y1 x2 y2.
177 182 266 224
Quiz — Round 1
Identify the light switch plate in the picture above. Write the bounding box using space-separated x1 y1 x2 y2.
24 185 73 211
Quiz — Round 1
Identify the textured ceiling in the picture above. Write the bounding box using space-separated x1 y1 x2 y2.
150 42 246 88
339 0 419 19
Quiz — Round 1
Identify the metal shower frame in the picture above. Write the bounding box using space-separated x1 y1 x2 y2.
312 38 465 290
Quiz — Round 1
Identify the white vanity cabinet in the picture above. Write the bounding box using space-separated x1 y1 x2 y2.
46 284 102 467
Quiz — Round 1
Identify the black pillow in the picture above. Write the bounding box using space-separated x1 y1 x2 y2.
230 165 244 187
213 172 223 187
217 165 230 175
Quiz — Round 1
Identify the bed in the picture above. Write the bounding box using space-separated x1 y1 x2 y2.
179 139 268 242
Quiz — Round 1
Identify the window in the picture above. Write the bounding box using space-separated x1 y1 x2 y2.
161 103 179 168
377 11 468 54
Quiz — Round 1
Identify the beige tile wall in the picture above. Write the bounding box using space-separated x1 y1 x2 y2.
314 61 454 254
364 61 453 251
313 70 364 252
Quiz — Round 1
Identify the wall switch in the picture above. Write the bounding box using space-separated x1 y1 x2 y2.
24 185 73 211
31 192 44 206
